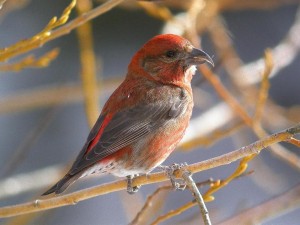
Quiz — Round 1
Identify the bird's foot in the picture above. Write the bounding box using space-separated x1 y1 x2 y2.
126 175 141 194
159 163 188 191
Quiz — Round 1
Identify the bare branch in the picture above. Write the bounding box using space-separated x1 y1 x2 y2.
182 169 212 225
76 0 100 127
0 124 298 218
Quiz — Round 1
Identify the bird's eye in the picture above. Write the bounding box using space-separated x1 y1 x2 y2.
165 50 177 58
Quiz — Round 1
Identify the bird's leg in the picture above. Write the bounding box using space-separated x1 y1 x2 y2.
126 174 141 194
159 163 188 191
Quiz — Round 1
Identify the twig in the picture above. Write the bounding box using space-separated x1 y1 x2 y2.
181 102 235 144
137 1 173 21
0 0 29 21
0 0 124 62
253 49 273 123
150 201 196 225
129 186 170 225
208 15 242 75
181 121 243 149
181 169 212 225
198 57 300 171
0 0 76 61
149 172 253 225
0 124 298 218
286 137 300 147
203 154 256 201
0 48 59 71
220 0 300 11
130 179 214 225
46 0 125 45
76 0 99 127
0 0 5 9
0 165 64 200
0 77 121 115
199 64 253 126
236 6 300 86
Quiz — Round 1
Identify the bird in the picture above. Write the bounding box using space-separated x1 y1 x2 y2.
42 34 213 195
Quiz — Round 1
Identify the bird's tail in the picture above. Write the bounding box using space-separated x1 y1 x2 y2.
42 172 83 196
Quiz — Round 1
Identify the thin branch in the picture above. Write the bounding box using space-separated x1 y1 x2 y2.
0 77 121 115
149 172 254 225
0 165 64 200
253 49 273 123
150 201 196 225
129 186 170 225
0 124 298 218
76 0 100 127
137 1 173 21
0 0 124 62
286 137 300 147
0 48 60 71
199 64 253 126
181 170 212 225
44 0 125 47
198 59 300 171
130 179 213 225
220 0 300 11
181 121 243 150
203 154 256 201
181 102 235 144
0 0 29 22
236 6 300 86
0 0 76 61
0 0 6 9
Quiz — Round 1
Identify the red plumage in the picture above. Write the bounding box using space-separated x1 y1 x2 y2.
43 34 213 195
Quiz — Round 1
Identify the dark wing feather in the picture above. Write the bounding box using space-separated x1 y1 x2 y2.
69 114 106 168
69 94 188 175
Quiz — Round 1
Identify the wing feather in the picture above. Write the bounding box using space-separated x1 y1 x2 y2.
69 92 188 175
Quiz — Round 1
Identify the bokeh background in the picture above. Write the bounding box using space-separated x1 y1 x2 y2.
0 0 300 224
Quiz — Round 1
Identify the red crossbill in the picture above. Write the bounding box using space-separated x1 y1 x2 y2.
43 34 213 195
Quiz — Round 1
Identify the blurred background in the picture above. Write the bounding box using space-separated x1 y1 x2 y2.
0 0 300 224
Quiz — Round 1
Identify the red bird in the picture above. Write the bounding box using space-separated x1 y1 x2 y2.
43 34 213 195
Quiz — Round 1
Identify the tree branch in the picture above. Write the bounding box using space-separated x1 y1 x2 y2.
0 123 298 218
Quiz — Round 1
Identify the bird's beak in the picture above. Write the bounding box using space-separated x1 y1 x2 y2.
185 47 214 67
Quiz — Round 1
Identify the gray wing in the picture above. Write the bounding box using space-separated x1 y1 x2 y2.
69 93 188 175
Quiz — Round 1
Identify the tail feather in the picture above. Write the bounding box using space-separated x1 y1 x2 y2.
42 172 83 196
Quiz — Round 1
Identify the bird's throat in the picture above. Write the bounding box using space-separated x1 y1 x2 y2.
184 65 197 82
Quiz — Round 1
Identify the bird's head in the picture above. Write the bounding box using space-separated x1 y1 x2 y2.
128 34 214 87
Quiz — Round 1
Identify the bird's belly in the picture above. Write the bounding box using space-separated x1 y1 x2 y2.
110 116 190 177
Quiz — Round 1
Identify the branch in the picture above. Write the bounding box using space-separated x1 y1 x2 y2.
130 179 213 225
76 0 100 127
0 0 124 62
43 0 125 46
149 172 254 225
182 170 212 225
150 201 196 225
0 0 76 61
253 49 273 124
236 6 300 86
0 48 59 71
0 165 63 200
0 124 298 218
0 78 121 115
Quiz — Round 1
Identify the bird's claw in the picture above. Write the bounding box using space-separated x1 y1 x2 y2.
126 175 141 194
159 163 188 191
